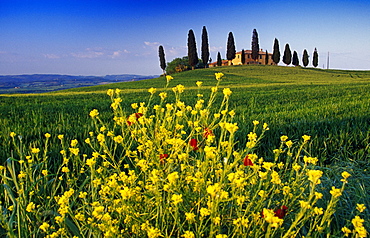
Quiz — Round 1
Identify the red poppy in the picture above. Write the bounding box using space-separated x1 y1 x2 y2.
243 155 254 166
203 128 213 138
159 154 169 164
189 138 199 151
127 113 143 126
274 206 288 219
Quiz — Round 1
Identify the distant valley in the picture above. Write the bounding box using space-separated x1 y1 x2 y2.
0 74 159 94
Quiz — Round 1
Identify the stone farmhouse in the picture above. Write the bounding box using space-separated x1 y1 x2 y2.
209 49 276 67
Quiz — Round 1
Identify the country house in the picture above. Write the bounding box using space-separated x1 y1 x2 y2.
209 49 276 67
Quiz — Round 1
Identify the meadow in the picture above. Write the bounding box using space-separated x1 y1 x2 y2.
0 65 369 237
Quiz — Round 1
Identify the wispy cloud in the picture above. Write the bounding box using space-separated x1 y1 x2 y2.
71 48 105 59
43 54 61 59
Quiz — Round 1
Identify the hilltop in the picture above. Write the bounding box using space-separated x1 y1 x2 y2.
0 74 159 94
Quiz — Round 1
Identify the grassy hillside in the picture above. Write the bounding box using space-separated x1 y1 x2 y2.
1 65 369 163
0 65 369 236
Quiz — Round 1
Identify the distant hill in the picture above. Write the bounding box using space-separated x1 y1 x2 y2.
0 74 159 94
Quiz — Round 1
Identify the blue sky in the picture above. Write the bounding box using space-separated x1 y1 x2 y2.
1 0 369 75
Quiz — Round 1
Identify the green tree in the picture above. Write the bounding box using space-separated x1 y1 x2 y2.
283 43 292 65
201 26 210 68
292 50 299 66
187 29 198 70
313 48 319 68
251 29 260 61
272 38 280 64
241 49 246 65
217 52 222 66
158 45 166 75
265 50 269 65
166 57 190 74
226 32 236 65
302 49 309 67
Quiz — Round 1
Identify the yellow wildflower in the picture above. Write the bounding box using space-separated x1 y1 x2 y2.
356 204 366 213
302 135 311 142
171 194 183 205
341 226 352 237
185 212 196 222
166 75 173 82
10 132 16 138
196 81 202 87
200 207 211 217
307 170 323 185
215 72 224 80
89 109 99 118
330 186 342 198
216 235 227 238
148 87 156 94
280 135 288 141
44 133 51 138
26 202 36 212
182 231 195 238
313 207 324 215
31 148 40 154
223 88 232 97
42 170 48 176
39 222 50 232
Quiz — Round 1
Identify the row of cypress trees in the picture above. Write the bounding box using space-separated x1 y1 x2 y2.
158 27 319 74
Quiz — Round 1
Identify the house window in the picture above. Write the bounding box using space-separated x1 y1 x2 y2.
259 55 262 59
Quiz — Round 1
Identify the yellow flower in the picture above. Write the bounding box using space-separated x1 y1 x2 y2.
223 88 232 97
40 222 50 232
10 132 16 138
356 204 366 213
89 109 99 118
61 167 70 173
330 186 342 198
8 205 14 211
307 169 323 185
253 120 259 126
171 194 183 205
31 148 40 154
79 191 87 199
167 172 179 184
185 212 196 222
44 133 51 138
313 207 324 215
341 226 352 237
148 87 156 94
280 135 288 141
299 200 311 209
166 75 173 82
215 72 224 80
303 156 318 165
107 89 114 96
18 171 26 179
182 231 195 238
302 135 311 142
42 170 48 176
58 134 64 140
200 207 211 217
216 235 227 238
159 92 167 100
286 140 293 148
147 227 162 238
26 202 36 212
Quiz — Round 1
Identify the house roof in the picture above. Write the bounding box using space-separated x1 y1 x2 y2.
209 60 228 66
236 50 273 55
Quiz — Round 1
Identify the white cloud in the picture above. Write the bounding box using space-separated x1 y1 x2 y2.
144 41 160 47
43 54 61 59
71 48 105 59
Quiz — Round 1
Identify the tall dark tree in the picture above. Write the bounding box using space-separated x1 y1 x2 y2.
241 49 246 65
265 50 269 65
292 51 299 66
187 29 198 70
201 26 210 68
313 48 319 68
282 43 292 65
217 52 222 66
251 29 260 61
302 49 309 67
272 38 280 64
158 45 166 75
226 32 236 65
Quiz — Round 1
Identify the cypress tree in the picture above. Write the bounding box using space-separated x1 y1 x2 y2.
226 32 236 65
158 45 166 75
265 50 269 65
313 48 319 68
282 43 292 65
217 52 222 66
272 38 280 64
201 26 210 68
302 49 309 67
292 51 299 66
251 29 260 61
241 49 246 65
187 29 198 70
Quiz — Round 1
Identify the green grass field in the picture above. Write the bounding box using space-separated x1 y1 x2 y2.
0 65 369 237
1 65 369 163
